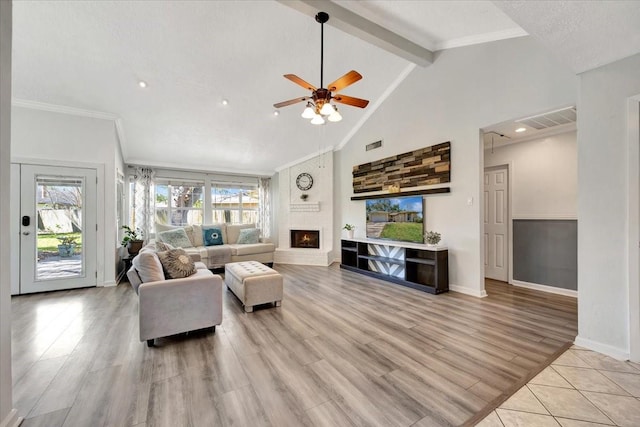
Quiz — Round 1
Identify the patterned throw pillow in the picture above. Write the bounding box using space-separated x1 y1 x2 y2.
155 241 175 252
236 228 260 244
157 228 193 248
156 248 197 279
202 226 224 246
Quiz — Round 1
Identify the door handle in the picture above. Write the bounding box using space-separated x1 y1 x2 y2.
22 231 30 235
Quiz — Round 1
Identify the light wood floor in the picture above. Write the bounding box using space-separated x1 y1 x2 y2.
12 265 577 427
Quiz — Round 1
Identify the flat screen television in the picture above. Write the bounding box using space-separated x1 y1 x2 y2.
366 195 424 243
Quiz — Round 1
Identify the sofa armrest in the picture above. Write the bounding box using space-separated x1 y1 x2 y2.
137 270 223 342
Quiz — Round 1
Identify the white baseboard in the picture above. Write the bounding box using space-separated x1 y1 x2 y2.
574 336 630 361
512 279 577 298
449 284 488 298
0 409 22 427
99 280 117 287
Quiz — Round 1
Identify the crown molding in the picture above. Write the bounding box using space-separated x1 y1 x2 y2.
13 98 129 163
126 158 275 178
12 98 118 120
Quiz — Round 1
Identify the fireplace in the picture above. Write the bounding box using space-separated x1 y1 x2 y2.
290 230 320 249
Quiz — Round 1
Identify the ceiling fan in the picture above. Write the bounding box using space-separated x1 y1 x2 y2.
273 11 369 124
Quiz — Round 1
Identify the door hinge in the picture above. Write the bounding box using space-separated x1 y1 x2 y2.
95 271 98 278
96 224 98 231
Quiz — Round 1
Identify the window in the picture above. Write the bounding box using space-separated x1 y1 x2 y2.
155 182 204 226
211 186 258 224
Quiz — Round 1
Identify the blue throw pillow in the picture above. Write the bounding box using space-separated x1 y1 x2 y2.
237 228 260 244
202 226 224 246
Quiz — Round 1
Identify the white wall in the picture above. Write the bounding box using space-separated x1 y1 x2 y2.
577 52 640 360
485 130 577 219
335 36 577 297
11 107 120 286
0 1 17 425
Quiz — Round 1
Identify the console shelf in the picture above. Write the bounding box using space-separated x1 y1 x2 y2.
340 239 449 294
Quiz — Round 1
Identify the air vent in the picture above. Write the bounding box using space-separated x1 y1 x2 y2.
516 107 576 130
366 140 383 151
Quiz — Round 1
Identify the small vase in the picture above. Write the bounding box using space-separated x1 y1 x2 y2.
347 230 354 239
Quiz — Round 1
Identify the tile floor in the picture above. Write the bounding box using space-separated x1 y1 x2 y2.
476 346 640 426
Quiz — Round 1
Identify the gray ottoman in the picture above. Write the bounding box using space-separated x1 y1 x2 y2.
224 261 283 313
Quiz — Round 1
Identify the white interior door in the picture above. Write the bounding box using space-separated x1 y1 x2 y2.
19 165 97 293
484 166 508 282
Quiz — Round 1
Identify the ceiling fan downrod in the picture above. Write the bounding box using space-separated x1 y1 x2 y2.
316 12 329 90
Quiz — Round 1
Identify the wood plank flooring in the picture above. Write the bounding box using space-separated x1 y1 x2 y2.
12 265 577 427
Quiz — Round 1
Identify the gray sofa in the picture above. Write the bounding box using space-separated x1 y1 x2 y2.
155 222 275 269
127 244 223 347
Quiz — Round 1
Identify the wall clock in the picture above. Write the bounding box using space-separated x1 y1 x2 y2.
296 173 314 191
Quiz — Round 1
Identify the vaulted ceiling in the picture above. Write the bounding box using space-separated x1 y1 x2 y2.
11 1 640 175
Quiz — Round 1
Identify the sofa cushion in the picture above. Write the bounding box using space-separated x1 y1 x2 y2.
226 223 256 244
194 223 227 244
191 224 205 246
155 241 175 252
132 251 165 283
157 228 193 248
228 242 276 256
157 248 197 279
202 226 224 246
237 228 260 244
156 223 197 246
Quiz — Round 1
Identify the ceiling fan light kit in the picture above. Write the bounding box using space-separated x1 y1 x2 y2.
274 11 369 125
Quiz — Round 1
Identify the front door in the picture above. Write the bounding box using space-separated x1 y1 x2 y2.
484 166 509 282
19 165 97 293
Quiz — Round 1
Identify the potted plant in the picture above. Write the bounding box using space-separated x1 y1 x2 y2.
343 224 355 239
122 225 144 255
424 230 441 246
300 194 309 201
57 234 77 257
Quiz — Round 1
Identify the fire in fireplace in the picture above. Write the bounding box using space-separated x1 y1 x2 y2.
290 230 320 249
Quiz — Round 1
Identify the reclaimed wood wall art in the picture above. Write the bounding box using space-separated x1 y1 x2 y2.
352 141 451 193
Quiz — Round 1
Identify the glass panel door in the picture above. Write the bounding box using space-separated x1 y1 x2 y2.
20 165 97 293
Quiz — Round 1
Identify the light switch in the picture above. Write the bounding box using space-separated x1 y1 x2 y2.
467 197 473 206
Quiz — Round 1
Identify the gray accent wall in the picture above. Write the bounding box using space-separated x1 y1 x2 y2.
513 219 577 290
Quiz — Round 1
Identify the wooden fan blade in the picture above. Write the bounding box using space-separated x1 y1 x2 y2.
327 70 362 92
284 74 317 91
333 94 369 108
273 97 308 108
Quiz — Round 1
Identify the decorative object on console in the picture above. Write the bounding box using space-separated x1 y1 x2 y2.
353 141 450 193
296 172 313 191
424 231 441 246
121 225 144 255
343 223 355 239
273 12 369 125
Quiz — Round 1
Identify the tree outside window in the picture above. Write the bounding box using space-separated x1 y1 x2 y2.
155 183 204 226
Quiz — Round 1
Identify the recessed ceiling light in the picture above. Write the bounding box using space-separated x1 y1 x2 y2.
273 110 280 116
138 81 147 88
515 127 527 133
221 99 229 106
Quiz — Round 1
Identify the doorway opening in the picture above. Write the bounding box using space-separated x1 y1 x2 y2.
481 106 578 297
